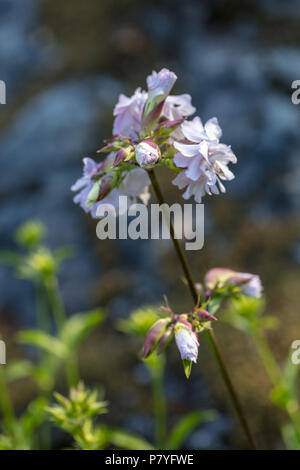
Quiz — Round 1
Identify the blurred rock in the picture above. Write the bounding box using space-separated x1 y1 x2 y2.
0 77 121 323
0 0 59 97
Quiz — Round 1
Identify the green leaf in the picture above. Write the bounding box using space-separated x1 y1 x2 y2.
20 397 49 437
116 306 160 337
18 330 69 359
59 309 105 351
207 294 224 316
183 359 192 379
222 296 267 333
165 409 217 450
4 360 35 383
105 428 154 450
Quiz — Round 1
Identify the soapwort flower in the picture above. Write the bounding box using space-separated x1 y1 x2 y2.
204 268 263 299
113 87 147 138
72 153 150 217
71 67 236 215
141 299 217 378
172 117 237 202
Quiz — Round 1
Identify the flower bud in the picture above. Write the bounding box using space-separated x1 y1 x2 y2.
97 176 113 201
157 328 173 355
194 309 217 322
158 118 184 130
86 175 113 207
205 268 263 298
113 146 133 167
174 322 199 363
145 68 177 116
142 318 169 358
135 140 161 169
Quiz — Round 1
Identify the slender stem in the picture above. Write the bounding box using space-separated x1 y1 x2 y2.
36 281 51 333
149 355 167 449
46 277 66 332
148 168 256 450
45 275 79 388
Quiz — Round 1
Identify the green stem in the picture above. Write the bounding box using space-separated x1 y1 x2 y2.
149 355 167 449
45 276 79 388
45 276 66 332
36 281 51 333
148 168 256 450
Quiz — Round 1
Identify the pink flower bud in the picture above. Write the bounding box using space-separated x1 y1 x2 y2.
158 118 184 130
157 328 173 355
145 68 177 115
194 309 217 322
205 268 263 298
174 322 199 363
97 176 113 201
135 140 161 169
113 147 133 167
142 318 169 358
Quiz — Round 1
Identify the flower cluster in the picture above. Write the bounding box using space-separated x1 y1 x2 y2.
141 297 218 378
142 268 262 377
72 68 237 217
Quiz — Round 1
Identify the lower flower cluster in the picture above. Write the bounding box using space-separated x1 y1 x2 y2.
142 268 262 377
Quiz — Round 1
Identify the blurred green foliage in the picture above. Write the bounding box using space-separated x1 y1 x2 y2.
0 221 216 450
223 296 300 449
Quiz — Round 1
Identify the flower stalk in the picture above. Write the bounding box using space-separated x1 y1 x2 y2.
148 168 256 450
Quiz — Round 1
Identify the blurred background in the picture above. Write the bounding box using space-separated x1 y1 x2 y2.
0 0 299 450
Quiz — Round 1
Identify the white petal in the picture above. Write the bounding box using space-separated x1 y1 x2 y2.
173 142 200 157
173 153 190 168
204 117 222 141
181 116 205 142
185 157 203 181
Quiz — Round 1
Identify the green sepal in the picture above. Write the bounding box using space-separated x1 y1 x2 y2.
183 359 192 379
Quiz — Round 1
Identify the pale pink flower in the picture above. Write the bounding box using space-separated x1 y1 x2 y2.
113 87 147 138
174 322 199 363
172 116 237 202
163 94 195 121
180 116 222 143
72 154 150 217
71 154 114 213
172 169 217 203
